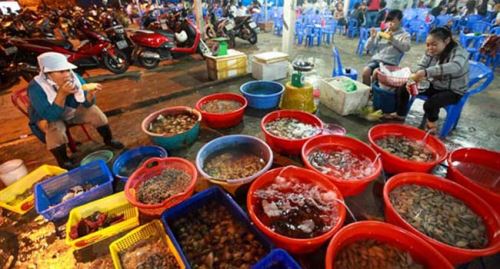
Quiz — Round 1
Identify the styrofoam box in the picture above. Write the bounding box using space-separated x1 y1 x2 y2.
319 76 371 116
252 60 289 80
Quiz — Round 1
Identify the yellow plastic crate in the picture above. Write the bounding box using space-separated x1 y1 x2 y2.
109 220 185 269
65 192 139 249
0 165 66 214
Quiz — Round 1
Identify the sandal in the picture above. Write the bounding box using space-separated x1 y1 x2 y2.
382 113 405 121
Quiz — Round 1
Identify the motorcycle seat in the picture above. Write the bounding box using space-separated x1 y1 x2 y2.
28 38 73 51
155 30 175 40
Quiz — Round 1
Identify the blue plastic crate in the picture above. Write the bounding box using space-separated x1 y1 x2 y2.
161 187 274 269
35 160 114 221
372 82 397 113
252 249 302 269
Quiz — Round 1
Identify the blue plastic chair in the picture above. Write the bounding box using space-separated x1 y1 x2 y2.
470 21 491 34
435 15 452 28
407 61 493 138
462 14 484 32
274 17 283 36
347 19 359 38
459 31 485 61
356 27 370 56
408 20 430 43
322 19 337 44
295 21 305 45
332 47 358 80
304 24 316 47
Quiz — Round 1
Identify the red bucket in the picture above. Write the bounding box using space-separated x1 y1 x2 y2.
325 221 453 269
195 92 247 129
261 110 323 155
247 166 346 254
124 157 197 216
447 147 500 215
383 172 500 265
368 123 447 174
301 134 382 197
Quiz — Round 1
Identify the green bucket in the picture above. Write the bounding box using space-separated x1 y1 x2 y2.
80 150 114 167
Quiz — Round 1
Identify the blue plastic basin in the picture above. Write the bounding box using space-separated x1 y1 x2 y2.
112 146 168 183
240 80 285 109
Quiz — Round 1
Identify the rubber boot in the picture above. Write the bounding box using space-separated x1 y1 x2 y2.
96 125 124 149
50 144 77 170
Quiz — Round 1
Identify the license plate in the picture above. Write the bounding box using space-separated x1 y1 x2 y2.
249 22 257 29
115 27 124 34
225 23 234 31
116 40 128 49
4 46 17 55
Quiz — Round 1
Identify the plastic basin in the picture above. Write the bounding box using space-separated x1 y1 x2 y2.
142 106 202 150
325 221 453 269
195 92 247 129
383 172 500 265
240 80 285 109
447 147 500 216
302 135 382 197
196 135 273 194
112 146 168 183
261 109 323 155
247 166 346 254
368 123 447 174
80 150 114 167
124 157 197 216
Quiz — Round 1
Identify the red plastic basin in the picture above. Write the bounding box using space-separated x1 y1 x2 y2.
325 221 453 269
124 157 197 216
247 166 346 254
195 92 247 129
383 172 500 265
261 110 323 155
368 123 447 174
302 134 382 197
447 147 500 216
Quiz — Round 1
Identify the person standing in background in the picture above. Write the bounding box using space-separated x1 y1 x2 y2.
367 0 382 27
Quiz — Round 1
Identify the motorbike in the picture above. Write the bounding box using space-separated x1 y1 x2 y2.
204 8 258 47
0 38 37 90
128 8 211 69
100 12 134 61
12 26 129 76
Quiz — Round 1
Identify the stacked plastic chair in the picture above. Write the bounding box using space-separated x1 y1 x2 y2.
408 20 430 43
322 19 337 45
435 14 452 28
407 61 493 138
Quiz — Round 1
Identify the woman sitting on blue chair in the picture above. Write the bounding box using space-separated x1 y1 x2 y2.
391 27 470 134
362 9 411 85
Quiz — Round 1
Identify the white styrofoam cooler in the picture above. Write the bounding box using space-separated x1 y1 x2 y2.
251 52 289 81
319 76 371 116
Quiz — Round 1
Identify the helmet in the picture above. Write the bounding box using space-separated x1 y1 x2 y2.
175 30 187 43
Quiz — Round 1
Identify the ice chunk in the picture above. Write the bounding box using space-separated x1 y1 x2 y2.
262 200 281 217
298 219 315 234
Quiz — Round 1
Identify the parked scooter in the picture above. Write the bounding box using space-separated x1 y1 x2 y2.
129 8 211 69
204 7 258 47
0 38 38 90
12 26 129 75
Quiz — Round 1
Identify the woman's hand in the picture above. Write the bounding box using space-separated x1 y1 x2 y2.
59 80 78 96
411 70 427 81
85 83 102 102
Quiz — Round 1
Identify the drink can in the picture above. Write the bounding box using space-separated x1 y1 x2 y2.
408 80 418 96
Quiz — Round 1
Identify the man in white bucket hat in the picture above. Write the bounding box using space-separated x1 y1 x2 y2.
28 52 124 169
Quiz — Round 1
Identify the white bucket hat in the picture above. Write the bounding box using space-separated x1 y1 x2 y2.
37 52 77 72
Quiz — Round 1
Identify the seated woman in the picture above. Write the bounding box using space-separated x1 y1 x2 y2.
391 27 470 133
362 9 410 85
334 3 347 29
28 52 124 169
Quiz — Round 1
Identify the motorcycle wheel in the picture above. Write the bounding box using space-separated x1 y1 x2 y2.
103 50 129 74
248 29 258 45
139 54 160 69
